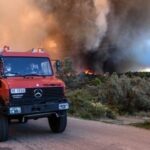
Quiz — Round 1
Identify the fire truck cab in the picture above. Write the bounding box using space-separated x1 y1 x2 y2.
0 48 69 142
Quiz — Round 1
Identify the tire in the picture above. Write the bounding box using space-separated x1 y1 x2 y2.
0 115 9 142
48 112 67 133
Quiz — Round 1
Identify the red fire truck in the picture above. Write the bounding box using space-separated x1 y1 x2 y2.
0 47 69 141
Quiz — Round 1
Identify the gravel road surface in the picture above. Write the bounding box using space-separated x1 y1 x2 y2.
0 117 150 150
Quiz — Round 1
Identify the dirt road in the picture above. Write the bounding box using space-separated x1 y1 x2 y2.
0 117 150 150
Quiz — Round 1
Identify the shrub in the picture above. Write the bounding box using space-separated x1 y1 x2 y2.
89 78 102 86
67 89 116 119
60 62 150 117
98 74 150 114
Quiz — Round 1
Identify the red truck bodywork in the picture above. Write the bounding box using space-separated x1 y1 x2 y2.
0 50 69 142
0 51 65 105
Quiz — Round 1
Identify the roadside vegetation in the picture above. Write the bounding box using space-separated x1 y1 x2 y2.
56 58 150 120
131 121 150 130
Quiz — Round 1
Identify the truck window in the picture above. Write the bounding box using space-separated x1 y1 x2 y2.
3 57 53 77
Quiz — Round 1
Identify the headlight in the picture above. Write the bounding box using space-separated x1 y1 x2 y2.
59 103 69 110
10 107 22 114
11 88 26 94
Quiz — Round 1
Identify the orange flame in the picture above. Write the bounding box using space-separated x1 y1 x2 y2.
84 69 95 75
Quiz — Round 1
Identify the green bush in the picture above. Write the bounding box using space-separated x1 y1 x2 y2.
67 89 116 119
89 78 102 86
59 59 150 118
66 73 150 118
98 74 150 114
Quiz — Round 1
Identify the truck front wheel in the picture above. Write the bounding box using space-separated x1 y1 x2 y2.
0 115 8 142
48 112 67 133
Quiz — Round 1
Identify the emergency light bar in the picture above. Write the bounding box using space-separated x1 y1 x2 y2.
3 45 11 52
0 45 13 53
32 48 45 53
0 46 45 53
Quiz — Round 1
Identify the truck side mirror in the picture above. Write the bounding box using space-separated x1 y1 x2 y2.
55 60 62 72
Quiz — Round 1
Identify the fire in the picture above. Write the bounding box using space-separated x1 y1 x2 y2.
84 69 95 75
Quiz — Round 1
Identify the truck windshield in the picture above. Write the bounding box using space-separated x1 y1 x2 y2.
3 57 53 77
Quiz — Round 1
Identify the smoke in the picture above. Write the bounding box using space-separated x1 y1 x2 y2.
35 0 110 70
0 0 54 52
0 0 50 51
107 0 150 72
35 0 150 73
1 0 150 72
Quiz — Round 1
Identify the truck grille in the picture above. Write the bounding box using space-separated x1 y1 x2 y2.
10 87 64 106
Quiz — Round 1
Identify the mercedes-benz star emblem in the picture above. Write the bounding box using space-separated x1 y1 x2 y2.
34 89 43 98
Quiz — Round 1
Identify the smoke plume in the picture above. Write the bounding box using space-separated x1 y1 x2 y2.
1 0 150 72
35 0 110 70
107 0 150 72
35 0 150 73
0 0 49 51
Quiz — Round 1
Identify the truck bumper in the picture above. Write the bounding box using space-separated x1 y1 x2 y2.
5 100 69 117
